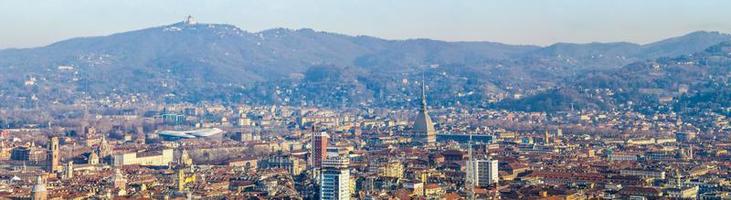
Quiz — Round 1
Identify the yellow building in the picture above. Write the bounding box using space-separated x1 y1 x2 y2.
379 160 404 179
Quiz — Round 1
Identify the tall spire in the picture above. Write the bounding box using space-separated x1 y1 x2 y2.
467 134 474 199
413 69 436 146
420 71 427 112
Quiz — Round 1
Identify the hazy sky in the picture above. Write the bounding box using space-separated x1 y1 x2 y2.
2 0 731 48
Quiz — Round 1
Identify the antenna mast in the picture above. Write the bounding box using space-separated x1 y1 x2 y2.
466 134 474 199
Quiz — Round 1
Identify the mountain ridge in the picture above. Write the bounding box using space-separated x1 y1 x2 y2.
2 22 728 51
0 20 729 110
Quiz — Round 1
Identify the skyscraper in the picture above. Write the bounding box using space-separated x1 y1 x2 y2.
472 159 499 187
320 149 350 200
47 136 60 172
311 132 329 168
412 77 436 146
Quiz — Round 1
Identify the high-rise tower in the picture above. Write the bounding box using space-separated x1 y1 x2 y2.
412 76 436 146
468 133 499 192
47 137 60 172
320 148 350 200
473 159 499 187
312 132 329 168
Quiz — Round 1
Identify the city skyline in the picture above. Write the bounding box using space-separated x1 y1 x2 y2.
0 1 730 199
2 0 731 48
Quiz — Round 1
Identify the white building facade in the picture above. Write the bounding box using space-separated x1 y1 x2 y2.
473 159 499 187
320 152 350 200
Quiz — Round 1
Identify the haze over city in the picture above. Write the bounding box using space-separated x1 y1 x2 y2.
0 1 730 200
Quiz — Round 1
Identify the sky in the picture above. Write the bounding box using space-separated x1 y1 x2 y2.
1 0 731 48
